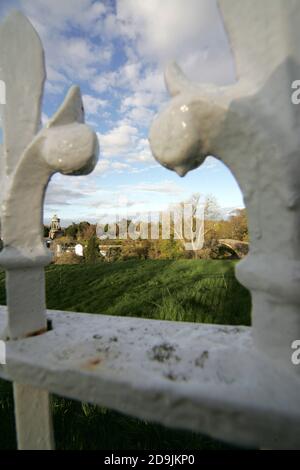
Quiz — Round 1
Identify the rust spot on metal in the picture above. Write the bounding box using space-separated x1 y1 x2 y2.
89 358 102 365
25 326 48 338
82 357 103 370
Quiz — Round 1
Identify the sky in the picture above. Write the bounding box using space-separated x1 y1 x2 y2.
0 0 244 226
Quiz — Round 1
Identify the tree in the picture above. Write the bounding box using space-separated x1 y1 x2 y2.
204 194 221 221
84 235 99 263
162 238 184 259
170 193 222 258
228 209 248 241
43 225 49 237
80 223 96 241
78 221 91 240
121 239 151 260
65 222 78 239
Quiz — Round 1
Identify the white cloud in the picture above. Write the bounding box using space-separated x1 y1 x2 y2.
44 172 104 207
91 71 117 94
117 0 213 58
46 65 69 83
97 124 138 158
122 91 159 109
116 0 235 85
91 61 142 94
48 36 112 82
117 86 165 131
45 81 65 95
121 180 183 194
93 159 111 176
45 181 88 206
126 107 154 127
111 162 130 171
135 68 165 94
82 94 107 116
19 0 114 91
125 138 155 164
119 62 142 85
22 0 108 35
91 61 166 104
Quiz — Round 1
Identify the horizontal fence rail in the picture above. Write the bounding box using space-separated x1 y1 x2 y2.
1 306 300 449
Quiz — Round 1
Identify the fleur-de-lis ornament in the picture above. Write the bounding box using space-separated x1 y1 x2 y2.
0 11 99 340
149 0 300 374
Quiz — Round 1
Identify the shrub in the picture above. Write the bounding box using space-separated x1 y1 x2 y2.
55 252 82 265
84 235 100 264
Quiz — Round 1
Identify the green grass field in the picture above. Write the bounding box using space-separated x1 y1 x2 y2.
0 259 251 449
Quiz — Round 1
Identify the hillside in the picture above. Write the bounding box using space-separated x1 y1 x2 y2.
0 259 251 326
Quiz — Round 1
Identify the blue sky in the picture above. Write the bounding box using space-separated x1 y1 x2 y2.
0 0 244 226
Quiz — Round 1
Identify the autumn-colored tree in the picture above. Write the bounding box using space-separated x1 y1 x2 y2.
52 235 73 247
169 193 222 259
154 237 184 260
65 222 78 239
80 223 96 241
121 239 151 260
228 209 248 241
77 221 91 239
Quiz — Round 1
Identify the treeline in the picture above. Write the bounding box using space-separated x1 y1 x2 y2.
44 196 248 264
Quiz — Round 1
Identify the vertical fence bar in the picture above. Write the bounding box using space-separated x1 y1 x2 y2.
0 11 98 449
13 383 54 450
0 11 54 450
149 0 300 375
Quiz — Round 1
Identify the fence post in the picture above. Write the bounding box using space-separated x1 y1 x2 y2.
149 0 300 374
0 11 98 449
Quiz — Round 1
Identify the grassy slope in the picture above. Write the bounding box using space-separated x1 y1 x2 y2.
0 260 251 450
43 259 251 325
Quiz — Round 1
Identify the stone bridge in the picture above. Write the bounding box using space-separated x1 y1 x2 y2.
218 239 249 259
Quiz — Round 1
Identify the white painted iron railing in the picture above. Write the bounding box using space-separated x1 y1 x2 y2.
0 0 300 450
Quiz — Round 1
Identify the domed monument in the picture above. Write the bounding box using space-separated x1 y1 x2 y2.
49 214 63 240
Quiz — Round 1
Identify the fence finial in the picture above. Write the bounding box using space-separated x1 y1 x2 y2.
0 11 99 339
149 0 300 373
